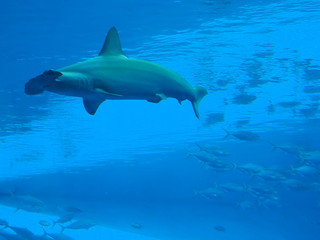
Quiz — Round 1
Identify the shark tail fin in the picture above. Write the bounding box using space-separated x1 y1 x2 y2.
59 224 65 233
52 221 57 228
191 86 208 119
0 225 8 231
42 227 48 237
223 128 232 139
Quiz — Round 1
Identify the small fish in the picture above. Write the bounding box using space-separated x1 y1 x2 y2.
232 93 256 105
246 184 278 199
304 69 320 81
216 79 231 87
309 94 320 101
277 101 300 108
311 182 320 193
237 200 256 210
61 206 82 214
248 79 271 87
39 220 51 227
281 179 311 191
191 151 219 163
259 197 282 209
192 151 235 171
195 187 224 199
12 194 46 213
0 190 12 198
53 214 74 227
131 223 142 229
235 119 250 127
237 163 264 175
0 219 8 229
304 85 320 93
218 183 246 193
214 225 226 232
8 226 36 239
202 112 224 126
256 169 286 182
292 165 319 176
300 150 320 163
267 102 276 113
223 129 260 141
60 220 96 232
195 143 230 157
206 161 236 172
45 232 74 240
269 142 302 158
300 105 318 118
0 232 25 240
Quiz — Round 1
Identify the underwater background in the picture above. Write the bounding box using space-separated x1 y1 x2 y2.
1 0 320 239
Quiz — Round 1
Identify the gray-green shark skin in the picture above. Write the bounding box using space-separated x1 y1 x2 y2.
25 27 208 118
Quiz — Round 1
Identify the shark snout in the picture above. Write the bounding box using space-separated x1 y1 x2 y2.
24 70 62 95
25 80 45 95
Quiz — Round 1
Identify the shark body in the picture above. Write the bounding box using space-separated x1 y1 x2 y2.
25 27 207 118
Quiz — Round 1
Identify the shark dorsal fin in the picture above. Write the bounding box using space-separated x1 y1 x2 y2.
99 27 126 57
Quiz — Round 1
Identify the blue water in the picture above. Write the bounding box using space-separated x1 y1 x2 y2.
1 0 320 239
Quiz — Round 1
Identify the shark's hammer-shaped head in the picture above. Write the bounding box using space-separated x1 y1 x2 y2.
25 70 62 95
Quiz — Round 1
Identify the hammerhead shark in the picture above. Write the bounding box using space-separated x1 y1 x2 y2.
25 27 207 118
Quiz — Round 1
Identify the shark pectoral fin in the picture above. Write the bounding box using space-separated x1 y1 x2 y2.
156 93 167 100
147 93 167 103
95 88 123 97
99 27 127 57
83 98 105 115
